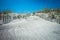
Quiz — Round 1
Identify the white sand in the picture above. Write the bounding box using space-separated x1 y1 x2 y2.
1 16 60 40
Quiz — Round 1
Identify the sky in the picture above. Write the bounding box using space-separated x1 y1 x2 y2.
0 0 60 13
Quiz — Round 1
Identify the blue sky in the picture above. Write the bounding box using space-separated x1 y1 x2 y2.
0 0 60 13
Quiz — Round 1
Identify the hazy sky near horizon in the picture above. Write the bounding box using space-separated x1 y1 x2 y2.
0 0 60 13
